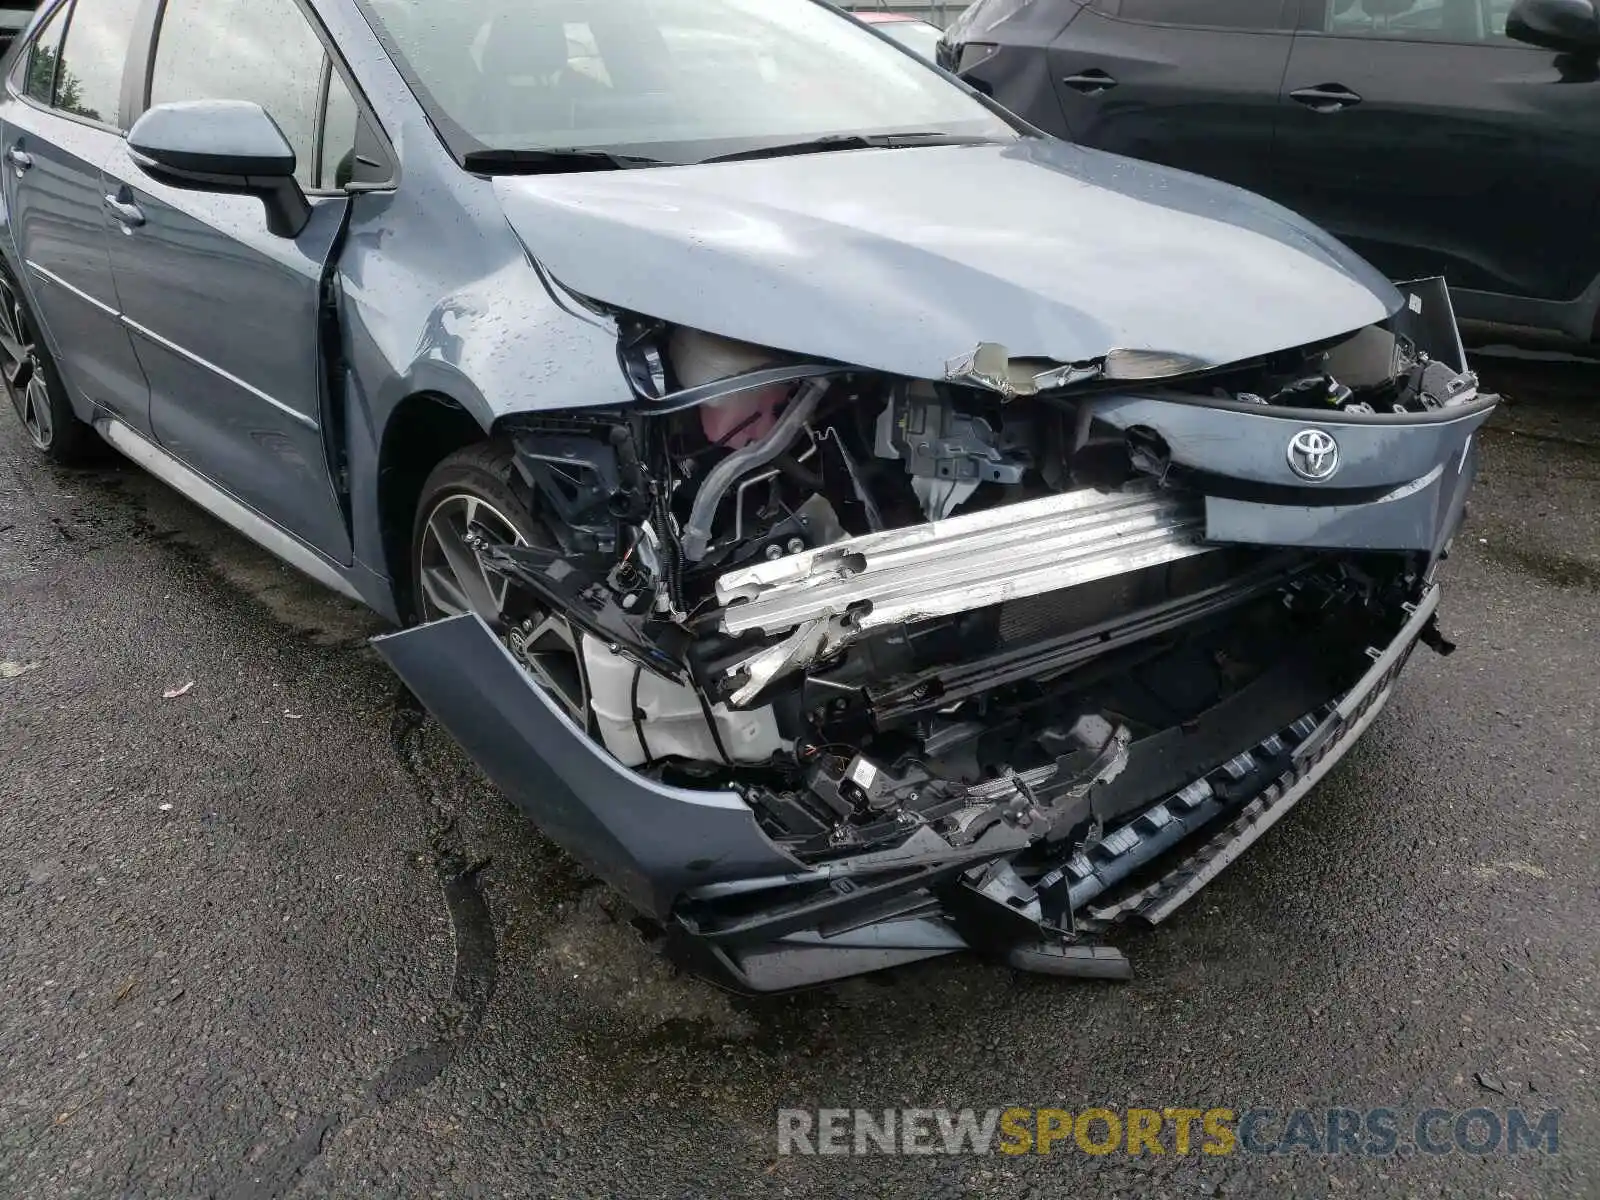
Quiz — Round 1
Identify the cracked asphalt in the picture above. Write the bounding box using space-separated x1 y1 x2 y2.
1 349 1596 1199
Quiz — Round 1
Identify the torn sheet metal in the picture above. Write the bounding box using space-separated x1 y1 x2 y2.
944 343 1218 398
943 342 1102 398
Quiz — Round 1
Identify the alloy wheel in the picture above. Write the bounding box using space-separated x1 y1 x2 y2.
0 276 53 451
417 492 586 720
417 492 525 626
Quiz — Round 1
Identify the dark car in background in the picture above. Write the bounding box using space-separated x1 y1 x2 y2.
0 4 41 55
943 0 1600 341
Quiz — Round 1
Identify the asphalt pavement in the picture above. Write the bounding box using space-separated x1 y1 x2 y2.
1 352 1596 1199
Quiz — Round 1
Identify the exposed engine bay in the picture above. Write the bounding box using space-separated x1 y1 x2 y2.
380 277 1494 991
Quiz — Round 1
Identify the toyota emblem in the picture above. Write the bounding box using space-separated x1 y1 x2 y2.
1287 428 1340 482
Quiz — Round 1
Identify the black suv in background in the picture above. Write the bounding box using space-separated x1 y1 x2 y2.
943 0 1600 341
0 4 39 57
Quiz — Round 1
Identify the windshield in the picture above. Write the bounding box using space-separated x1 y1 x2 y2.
357 0 1016 165
874 20 945 60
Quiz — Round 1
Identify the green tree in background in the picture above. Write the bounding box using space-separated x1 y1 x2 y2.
25 45 93 120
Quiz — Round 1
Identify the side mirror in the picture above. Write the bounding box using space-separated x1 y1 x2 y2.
127 100 311 238
1506 0 1600 52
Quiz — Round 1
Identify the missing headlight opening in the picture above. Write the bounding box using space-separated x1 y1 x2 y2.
428 277 1493 992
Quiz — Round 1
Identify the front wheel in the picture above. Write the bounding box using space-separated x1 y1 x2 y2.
0 270 98 464
411 441 587 721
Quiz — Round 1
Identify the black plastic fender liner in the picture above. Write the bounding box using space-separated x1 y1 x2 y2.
373 613 802 917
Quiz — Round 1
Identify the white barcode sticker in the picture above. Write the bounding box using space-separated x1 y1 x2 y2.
850 758 878 789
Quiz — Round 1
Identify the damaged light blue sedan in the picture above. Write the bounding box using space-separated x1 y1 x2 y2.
1 0 1494 990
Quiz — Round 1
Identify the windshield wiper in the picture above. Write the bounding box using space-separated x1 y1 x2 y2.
699 132 1004 165
461 147 667 175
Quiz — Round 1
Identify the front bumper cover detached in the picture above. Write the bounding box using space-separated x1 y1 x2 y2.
375 610 803 919
375 580 1442 993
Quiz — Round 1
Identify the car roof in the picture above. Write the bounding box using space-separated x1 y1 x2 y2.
853 10 926 22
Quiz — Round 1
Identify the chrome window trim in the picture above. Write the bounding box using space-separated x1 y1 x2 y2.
25 259 120 317
29 261 321 432
120 314 319 430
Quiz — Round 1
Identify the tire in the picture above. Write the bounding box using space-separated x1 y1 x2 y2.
0 268 99 465
412 440 542 626
411 440 587 720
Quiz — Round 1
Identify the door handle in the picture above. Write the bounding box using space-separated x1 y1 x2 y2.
1289 84 1363 113
103 193 146 230
1062 69 1118 95
6 145 33 174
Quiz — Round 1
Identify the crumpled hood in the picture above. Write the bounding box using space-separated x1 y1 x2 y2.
494 137 1402 380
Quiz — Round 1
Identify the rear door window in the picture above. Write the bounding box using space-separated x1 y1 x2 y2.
1114 0 1293 29
22 0 67 105
53 0 144 125
1308 0 1514 40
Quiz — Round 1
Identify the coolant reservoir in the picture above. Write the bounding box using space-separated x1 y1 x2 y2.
669 328 791 449
581 636 785 768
